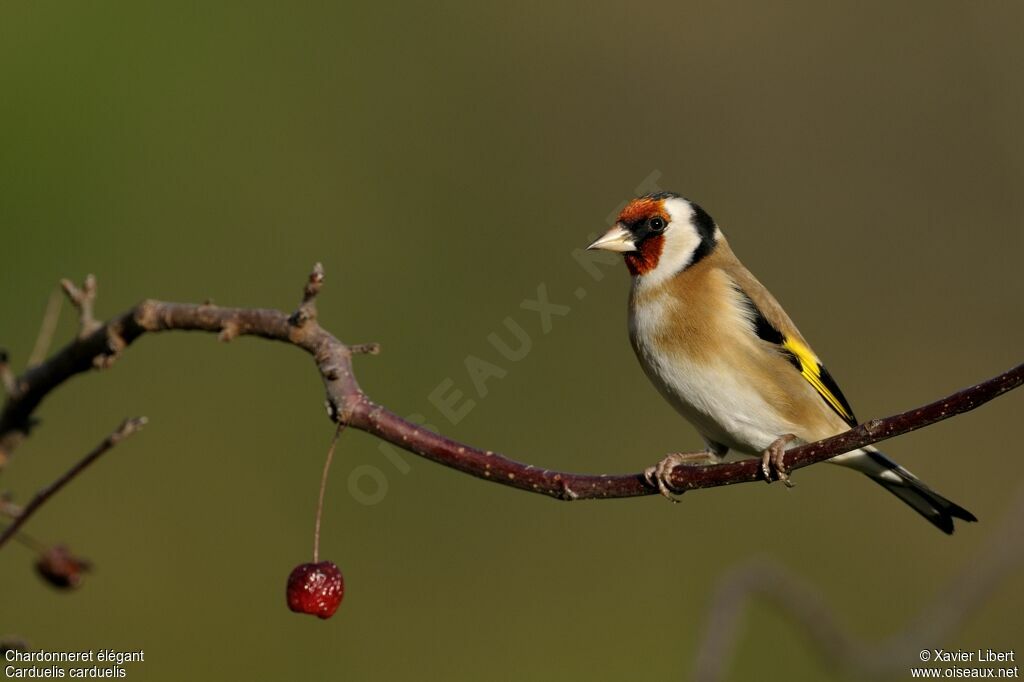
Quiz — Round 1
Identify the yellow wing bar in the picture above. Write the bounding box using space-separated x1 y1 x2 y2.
782 337 857 425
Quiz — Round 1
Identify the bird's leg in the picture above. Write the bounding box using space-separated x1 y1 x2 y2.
644 451 719 502
761 434 797 487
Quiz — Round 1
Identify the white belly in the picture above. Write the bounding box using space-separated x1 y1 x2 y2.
628 295 797 456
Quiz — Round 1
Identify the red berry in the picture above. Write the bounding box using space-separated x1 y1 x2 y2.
286 561 344 619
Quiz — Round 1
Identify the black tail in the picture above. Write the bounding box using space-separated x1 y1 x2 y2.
860 449 977 534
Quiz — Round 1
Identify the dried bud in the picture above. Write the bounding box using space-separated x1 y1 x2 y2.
35 545 91 589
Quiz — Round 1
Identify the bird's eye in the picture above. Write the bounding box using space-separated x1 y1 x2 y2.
649 217 666 232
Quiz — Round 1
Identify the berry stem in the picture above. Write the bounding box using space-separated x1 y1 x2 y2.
0 524 48 553
313 422 345 563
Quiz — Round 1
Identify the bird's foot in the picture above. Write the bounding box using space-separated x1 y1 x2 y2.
761 434 797 487
644 451 718 502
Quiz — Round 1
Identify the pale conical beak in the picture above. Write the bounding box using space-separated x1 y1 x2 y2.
587 224 637 252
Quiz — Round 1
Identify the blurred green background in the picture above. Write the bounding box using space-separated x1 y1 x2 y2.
1 2 1022 680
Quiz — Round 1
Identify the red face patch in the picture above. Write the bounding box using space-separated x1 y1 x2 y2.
618 197 669 276
617 197 669 227
624 235 664 275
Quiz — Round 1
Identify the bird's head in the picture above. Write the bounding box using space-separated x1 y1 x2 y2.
588 192 719 281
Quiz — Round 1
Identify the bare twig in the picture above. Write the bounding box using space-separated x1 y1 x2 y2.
289 262 324 327
0 522 48 554
0 502 14 519
0 351 14 396
0 265 1020 505
0 418 147 550
27 288 64 367
693 484 1024 681
60 275 100 338
2 496 75 553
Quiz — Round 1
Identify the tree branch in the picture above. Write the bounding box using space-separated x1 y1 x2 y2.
0 418 146 550
0 266 1020 506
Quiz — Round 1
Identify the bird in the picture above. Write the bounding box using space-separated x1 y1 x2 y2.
587 191 976 533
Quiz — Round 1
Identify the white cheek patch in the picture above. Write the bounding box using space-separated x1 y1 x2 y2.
636 199 703 288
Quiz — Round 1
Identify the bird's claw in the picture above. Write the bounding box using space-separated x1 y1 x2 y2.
761 434 797 487
644 451 717 502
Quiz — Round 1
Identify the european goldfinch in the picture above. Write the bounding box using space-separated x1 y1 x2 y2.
588 192 976 534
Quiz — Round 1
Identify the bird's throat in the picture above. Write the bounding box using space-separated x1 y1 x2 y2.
624 235 664 276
